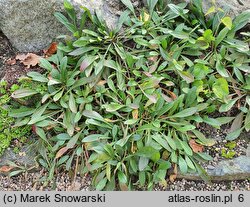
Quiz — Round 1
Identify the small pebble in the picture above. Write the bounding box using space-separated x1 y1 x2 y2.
206 165 215 170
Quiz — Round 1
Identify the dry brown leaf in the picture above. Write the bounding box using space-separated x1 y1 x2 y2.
16 53 41 68
43 42 57 56
22 53 40 68
16 54 27 61
56 147 69 159
119 183 129 191
166 89 177 100
0 166 14 173
189 139 204 153
169 164 177 182
6 58 16 65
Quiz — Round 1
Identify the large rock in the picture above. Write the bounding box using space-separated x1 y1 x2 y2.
199 0 250 17
0 0 119 52
178 156 250 181
175 0 250 17
0 0 249 52
0 144 37 175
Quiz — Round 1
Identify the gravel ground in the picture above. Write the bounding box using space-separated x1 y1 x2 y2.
199 122 249 170
202 138 248 171
157 179 250 191
0 171 249 191
0 172 92 191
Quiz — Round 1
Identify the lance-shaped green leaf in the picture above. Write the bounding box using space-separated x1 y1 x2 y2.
11 88 38 99
169 107 197 118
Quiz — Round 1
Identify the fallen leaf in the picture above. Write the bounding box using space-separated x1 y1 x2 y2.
16 53 41 68
6 58 16 65
56 147 69 159
16 54 27 61
22 53 40 68
43 42 57 56
189 139 204 153
0 166 14 173
169 164 177 182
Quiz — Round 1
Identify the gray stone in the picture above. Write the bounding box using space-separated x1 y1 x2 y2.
176 0 250 17
1 0 250 52
0 0 118 52
206 164 215 170
178 156 250 181
0 145 37 173
247 144 250 157
200 0 250 17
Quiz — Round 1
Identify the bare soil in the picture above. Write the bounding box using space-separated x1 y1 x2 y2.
0 31 43 86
